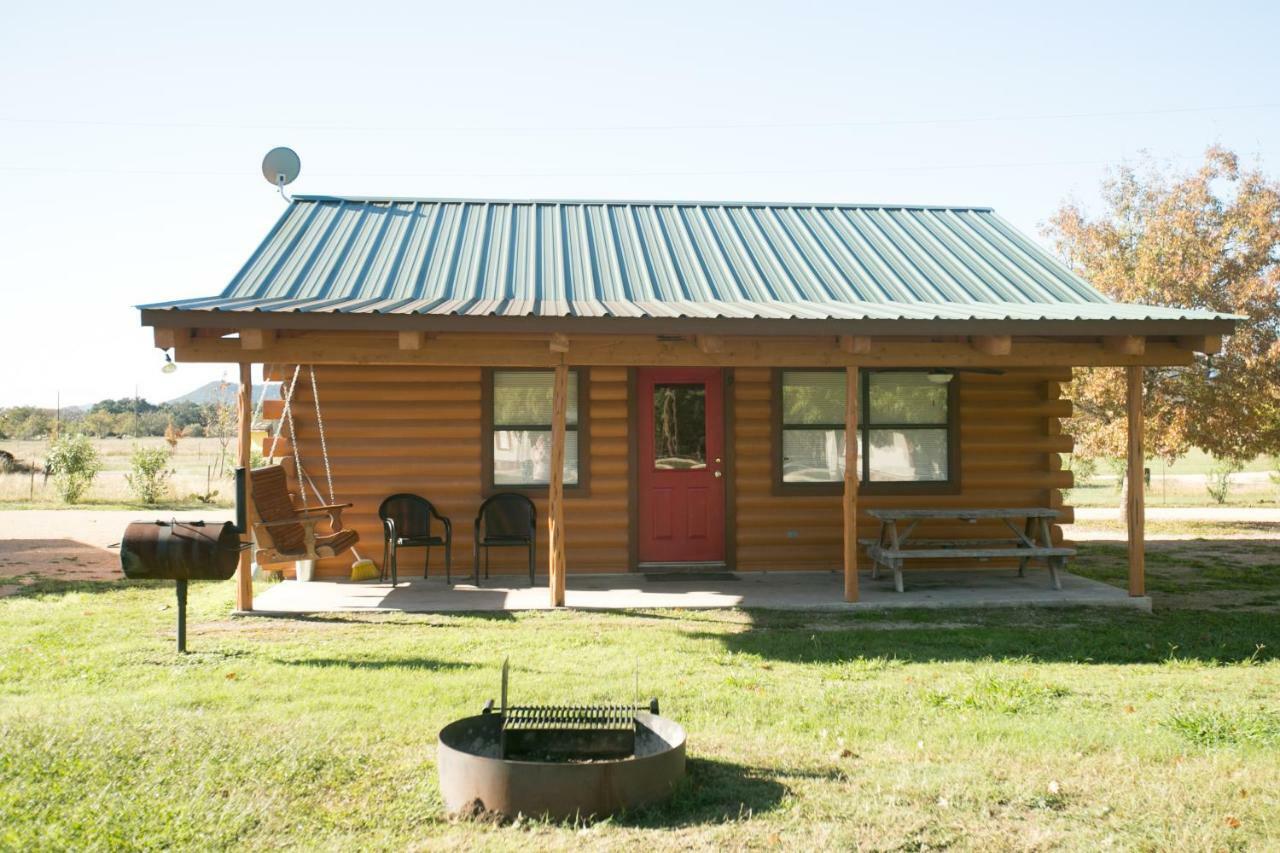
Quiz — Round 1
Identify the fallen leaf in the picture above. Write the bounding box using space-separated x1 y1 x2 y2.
225 672 238 681
1123 705 1135 714
1225 816 1241 829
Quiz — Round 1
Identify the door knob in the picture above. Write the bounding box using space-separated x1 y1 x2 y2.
714 471 722 478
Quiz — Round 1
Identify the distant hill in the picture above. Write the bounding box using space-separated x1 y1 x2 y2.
165 381 281 406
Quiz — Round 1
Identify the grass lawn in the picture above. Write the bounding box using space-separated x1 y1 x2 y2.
2 536 1279 850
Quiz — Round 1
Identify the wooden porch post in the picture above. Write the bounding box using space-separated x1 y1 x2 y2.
1126 366 1145 597
548 363 568 607
235 362 254 612
843 367 860 602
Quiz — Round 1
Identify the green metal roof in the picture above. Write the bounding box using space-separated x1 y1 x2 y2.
141 195 1233 327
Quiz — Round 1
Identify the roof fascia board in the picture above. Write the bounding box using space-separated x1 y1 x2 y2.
140 308 1237 338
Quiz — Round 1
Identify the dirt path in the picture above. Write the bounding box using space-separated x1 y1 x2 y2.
0 509 233 594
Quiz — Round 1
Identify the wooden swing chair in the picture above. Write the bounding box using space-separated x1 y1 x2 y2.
250 366 360 566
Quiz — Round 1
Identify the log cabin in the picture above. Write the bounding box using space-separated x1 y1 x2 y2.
138 196 1237 609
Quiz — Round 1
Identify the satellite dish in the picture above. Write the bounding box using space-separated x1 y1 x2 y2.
261 147 301 187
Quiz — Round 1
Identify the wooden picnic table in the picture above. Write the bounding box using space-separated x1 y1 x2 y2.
863 507 1075 593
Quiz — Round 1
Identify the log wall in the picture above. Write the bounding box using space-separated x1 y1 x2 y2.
259 364 1072 578
731 367 1074 570
261 364 630 579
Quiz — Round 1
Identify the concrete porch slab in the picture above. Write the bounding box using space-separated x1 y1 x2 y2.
249 568 1150 614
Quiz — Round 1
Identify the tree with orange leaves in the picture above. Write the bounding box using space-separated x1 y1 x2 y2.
1045 147 1280 465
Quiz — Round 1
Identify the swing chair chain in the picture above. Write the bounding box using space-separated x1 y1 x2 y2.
266 365 303 464
310 367 336 505
283 368 307 512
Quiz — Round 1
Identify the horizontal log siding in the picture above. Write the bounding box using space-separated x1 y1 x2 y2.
261 365 629 579
256 364 1069 578
732 367 1074 571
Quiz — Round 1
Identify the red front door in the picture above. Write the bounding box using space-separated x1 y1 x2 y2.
637 368 726 564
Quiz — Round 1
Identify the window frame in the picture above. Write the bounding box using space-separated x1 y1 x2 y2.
770 368 960 496
481 367 591 498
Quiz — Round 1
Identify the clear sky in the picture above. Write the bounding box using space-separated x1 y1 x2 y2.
1 0 1277 408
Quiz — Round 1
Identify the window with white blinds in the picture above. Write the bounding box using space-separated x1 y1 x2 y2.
491 370 580 486
779 370 953 486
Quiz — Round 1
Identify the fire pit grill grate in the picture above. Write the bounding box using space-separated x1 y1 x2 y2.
494 662 659 760
504 704 645 731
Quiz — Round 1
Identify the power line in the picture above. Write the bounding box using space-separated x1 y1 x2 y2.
0 102 1277 136
0 153 1208 180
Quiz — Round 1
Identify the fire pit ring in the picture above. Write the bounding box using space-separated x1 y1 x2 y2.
437 710 686 821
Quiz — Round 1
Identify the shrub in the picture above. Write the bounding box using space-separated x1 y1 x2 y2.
163 420 181 449
45 434 102 503
125 445 174 505
1205 458 1244 505
224 448 264 479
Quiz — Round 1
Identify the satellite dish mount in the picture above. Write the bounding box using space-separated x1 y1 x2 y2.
261 147 301 201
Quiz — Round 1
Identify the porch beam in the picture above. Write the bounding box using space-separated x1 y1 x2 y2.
970 335 1012 356
843 367 859 602
235 363 254 612
240 329 275 350
398 330 427 350
839 335 871 354
695 334 724 354
153 327 190 350
1175 334 1222 354
549 332 570 354
1126 366 1145 597
548 362 568 607
171 334 1197 369
1104 335 1145 356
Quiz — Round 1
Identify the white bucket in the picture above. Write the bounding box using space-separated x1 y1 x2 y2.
295 559 316 582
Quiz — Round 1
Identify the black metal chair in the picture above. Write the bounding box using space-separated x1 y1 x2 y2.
378 493 452 585
473 493 536 586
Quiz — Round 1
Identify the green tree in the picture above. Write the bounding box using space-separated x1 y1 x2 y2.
0 407 55 440
45 434 102 503
125 445 174 504
1045 147 1280 464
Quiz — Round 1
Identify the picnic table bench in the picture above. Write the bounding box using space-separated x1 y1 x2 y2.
862 507 1075 593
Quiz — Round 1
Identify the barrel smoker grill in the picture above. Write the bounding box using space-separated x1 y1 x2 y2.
117 469 249 652
437 662 686 821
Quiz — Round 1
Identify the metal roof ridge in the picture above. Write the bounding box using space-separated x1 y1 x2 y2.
290 194 997 212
